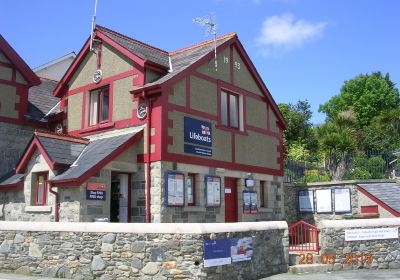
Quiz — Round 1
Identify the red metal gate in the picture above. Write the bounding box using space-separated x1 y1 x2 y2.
288 221 320 252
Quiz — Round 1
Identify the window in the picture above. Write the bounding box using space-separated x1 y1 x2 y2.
89 86 109 126
186 174 196 206
221 90 239 129
260 181 267 208
35 173 48 206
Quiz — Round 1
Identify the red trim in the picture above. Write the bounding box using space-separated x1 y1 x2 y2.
51 131 143 186
230 45 234 84
0 35 41 86
361 205 379 214
357 186 400 217
246 125 281 139
231 132 235 163
35 172 48 206
96 42 102 69
168 103 218 121
34 130 89 144
16 138 55 173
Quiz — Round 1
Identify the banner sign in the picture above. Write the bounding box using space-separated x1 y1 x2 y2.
165 173 184 206
204 237 253 267
86 182 106 200
184 144 212 157
203 239 231 267
184 116 212 147
298 190 314 213
345 228 399 241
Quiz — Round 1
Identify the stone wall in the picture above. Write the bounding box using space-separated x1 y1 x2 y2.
0 122 34 178
319 218 400 271
0 221 288 279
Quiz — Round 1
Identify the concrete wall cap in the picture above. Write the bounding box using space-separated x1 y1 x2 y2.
0 221 288 234
319 218 400 229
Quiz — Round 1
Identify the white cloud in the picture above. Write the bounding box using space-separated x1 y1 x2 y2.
257 14 327 55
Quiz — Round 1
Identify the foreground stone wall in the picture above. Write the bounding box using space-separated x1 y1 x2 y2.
319 218 400 271
0 221 288 279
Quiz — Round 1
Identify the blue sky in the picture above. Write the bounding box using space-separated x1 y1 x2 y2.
2 0 399 124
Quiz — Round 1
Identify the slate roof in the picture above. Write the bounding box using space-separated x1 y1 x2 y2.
97 25 170 68
0 173 24 186
358 183 400 213
51 132 139 182
37 135 86 165
27 78 60 121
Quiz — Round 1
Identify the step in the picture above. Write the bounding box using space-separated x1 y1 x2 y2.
289 264 332 274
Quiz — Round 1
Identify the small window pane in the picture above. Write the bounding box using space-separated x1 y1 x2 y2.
221 91 228 126
37 175 45 205
89 91 99 125
229 94 239 128
101 89 109 122
186 176 194 204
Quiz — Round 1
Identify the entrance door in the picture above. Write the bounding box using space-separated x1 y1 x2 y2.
224 177 238 222
110 173 130 223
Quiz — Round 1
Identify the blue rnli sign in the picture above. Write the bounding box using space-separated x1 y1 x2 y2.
184 117 212 147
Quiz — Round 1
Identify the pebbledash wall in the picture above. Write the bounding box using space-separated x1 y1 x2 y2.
0 221 288 279
319 218 400 271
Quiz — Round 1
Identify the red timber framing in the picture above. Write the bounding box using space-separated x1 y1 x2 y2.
0 35 41 124
357 186 400 217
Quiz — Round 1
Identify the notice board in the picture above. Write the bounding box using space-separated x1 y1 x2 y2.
334 188 351 213
315 189 332 213
298 190 314 213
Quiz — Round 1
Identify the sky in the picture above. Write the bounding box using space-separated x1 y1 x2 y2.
1 0 400 124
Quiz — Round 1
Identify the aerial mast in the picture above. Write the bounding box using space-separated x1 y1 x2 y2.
193 14 218 71
89 0 99 52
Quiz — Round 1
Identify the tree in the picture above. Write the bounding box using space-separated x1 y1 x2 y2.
278 100 318 156
316 113 357 181
319 72 400 128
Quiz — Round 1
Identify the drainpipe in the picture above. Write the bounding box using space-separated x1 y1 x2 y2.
49 183 60 222
145 98 153 223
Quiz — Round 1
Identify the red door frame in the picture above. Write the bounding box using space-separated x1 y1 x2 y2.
224 177 238 222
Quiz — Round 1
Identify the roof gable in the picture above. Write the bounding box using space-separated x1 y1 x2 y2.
358 183 400 217
0 35 41 86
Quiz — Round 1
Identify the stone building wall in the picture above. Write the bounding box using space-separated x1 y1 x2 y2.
319 218 400 271
0 221 288 279
0 122 34 178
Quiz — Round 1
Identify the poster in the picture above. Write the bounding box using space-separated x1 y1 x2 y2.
243 191 258 214
231 237 253 262
205 176 221 206
165 173 184 206
203 239 231 267
86 182 106 200
298 190 314 213
315 189 332 213
334 188 351 213
345 228 399 241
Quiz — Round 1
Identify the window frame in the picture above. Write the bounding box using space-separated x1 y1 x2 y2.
88 86 110 127
220 90 240 130
35 172 48 206
260 180 267 208
186 173 196 206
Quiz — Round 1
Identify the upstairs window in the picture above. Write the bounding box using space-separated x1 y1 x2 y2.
89 86 109 126
35 173 48 206
221 90 240 129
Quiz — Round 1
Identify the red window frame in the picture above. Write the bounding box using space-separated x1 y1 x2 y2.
88 86 110 126
187 173 196 206
221 90 240 129
260 181 266 208
35 172 48 206
361 205 379 214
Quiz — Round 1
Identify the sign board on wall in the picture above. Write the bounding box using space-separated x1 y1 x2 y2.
334 188 351 213
243 191 258 214
165 173 184 206
345 228 399 241
205 176 221 206
204 237 253 267
298 190 314 213
183 116 212 157
86 182 106 200
315 189 332 213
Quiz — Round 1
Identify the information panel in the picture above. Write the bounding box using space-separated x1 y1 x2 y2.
231 237 253 263
345 228 399 241
165 173 184 206
205 176 221 206
86 182 106 200
334 188 351 213
203 239 231 267
243 191 258 214
298 190 314 213
315 189 332 213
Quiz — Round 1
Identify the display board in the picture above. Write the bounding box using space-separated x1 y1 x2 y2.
315 189 332 213
334 188 351 213
298 190 314 213
243 191 258 214
204 237 253 267
345 228 399 241
86 182 106 200
205 176 221 206
165 173 184 206
231 237 253 262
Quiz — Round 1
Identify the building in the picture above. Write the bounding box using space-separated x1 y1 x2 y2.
33 52 76 81
0 26 286 223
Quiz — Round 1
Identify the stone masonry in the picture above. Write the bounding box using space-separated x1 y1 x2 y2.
0 221 288 279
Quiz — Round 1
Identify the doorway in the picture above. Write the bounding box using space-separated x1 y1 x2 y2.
110 173 131 223
224 177 238 222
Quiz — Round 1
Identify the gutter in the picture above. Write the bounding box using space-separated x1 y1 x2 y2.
145 96 153 223
49 183 60 222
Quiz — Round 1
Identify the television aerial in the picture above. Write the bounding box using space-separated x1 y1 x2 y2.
193 14 218 70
